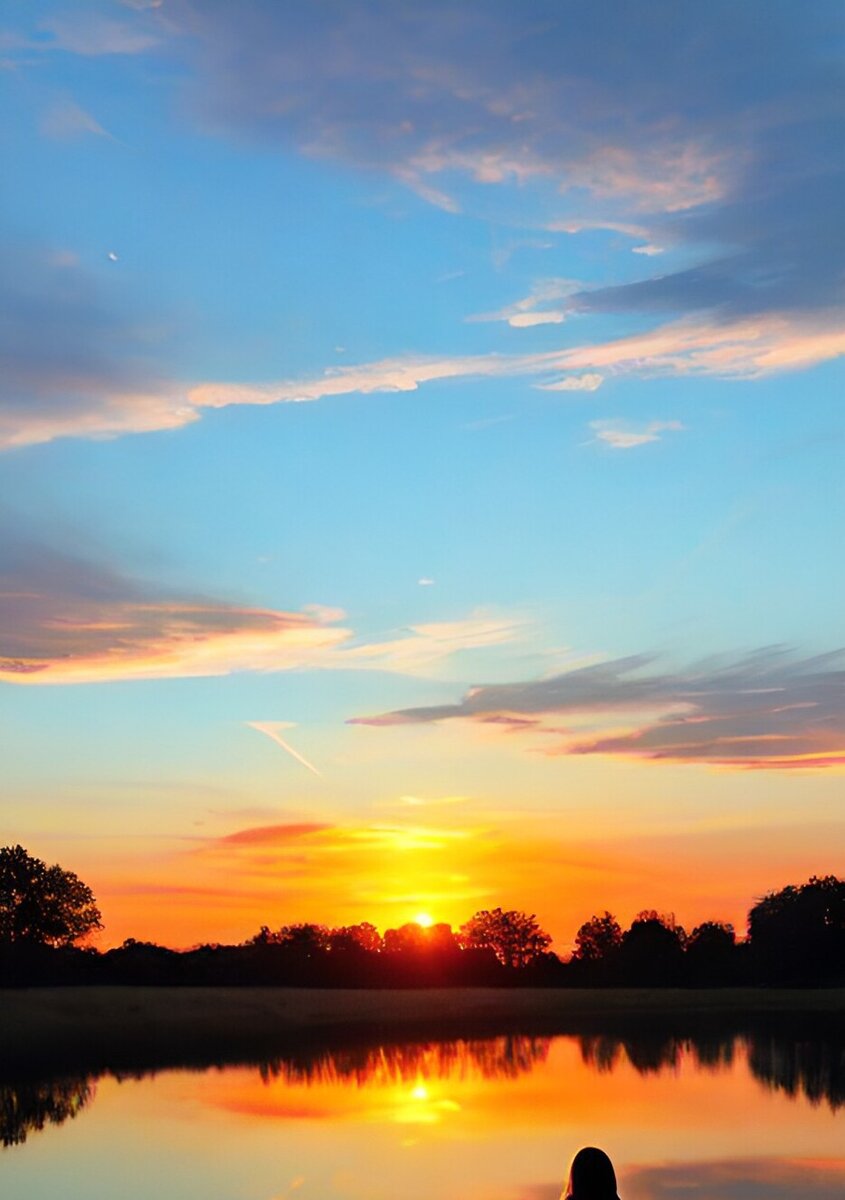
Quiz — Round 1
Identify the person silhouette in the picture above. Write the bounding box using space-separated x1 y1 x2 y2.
561 1147 620 1200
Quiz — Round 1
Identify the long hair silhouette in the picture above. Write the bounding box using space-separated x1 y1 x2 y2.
562 1146 620 1200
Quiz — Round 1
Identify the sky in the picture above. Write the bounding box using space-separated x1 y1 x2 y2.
1 0 843 950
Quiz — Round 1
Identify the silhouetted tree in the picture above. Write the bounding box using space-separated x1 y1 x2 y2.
248 923 330 952
572 911 623 964
329 922 382 953
617 911 686 985
0 845 102 947
382 922 427 954
687 920 735 952
458 908 551 968
424 923 460 953
103 938 179 985
686 921 737 984
748 875 845 984
248 925 274 946
378 922 466 985
277 923 331 953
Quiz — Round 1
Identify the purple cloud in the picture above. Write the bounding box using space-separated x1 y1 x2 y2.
350 648 845 770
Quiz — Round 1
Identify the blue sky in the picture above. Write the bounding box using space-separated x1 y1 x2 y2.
1 0 843 945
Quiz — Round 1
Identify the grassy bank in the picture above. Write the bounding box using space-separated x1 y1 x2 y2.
1 986 844 1080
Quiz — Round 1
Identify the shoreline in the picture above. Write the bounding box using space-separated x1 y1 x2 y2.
1 985 843 1080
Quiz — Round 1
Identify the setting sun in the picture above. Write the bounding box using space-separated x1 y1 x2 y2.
414 913 435 928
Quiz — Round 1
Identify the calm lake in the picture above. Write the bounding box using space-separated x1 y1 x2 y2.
2 1026 844 1200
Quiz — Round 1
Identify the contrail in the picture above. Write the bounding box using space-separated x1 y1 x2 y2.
247 721 322 777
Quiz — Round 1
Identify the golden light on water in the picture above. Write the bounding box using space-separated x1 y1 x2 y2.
392 1080 462 1125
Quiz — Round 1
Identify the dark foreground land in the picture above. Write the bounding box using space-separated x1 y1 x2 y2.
2 985 844 1080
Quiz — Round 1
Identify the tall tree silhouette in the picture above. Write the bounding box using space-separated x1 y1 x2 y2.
0 845 102 947
749 875 845 983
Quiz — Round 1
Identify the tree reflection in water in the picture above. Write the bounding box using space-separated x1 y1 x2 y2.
3 1024 844 1149
258 1034 552 1087
578 1029 844 1110
1 1077 94 1147
747 1033 845 1109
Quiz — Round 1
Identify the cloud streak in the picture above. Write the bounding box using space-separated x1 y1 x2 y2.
218 823 330 847
0 562 346 686
0 535 521 684
350 648 845 771
246 722 322 777
4 297 842 451
466 278 579 328
40 99 112 140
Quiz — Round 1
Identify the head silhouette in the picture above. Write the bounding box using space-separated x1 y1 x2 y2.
563 1147 619 1200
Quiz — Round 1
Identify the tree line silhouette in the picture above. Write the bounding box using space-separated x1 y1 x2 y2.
1 845 844 988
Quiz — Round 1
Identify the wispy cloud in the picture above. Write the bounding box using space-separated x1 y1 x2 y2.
218 822 330 847
589 418 683 449
329 613 524 677
3 289 842 451
350 647 845 771
0 534 522 685
246 722 322 777
467 279 579 328
564 143 727 213
36 13 159 56
392 795 469 809
40 99 112 140
538 374 603 393
163 1 844 329
0 552 347 685
547 219 653 242
557 314 845 378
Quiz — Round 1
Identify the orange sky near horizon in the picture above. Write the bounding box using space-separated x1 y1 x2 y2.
58 805 844 951
8 688 844 953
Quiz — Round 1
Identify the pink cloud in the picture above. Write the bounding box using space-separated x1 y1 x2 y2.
219 823 331 847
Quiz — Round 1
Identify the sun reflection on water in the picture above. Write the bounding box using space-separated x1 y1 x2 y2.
388 1079 462 1125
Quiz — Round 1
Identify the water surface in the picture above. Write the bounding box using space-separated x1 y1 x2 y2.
2 1028 843 1200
